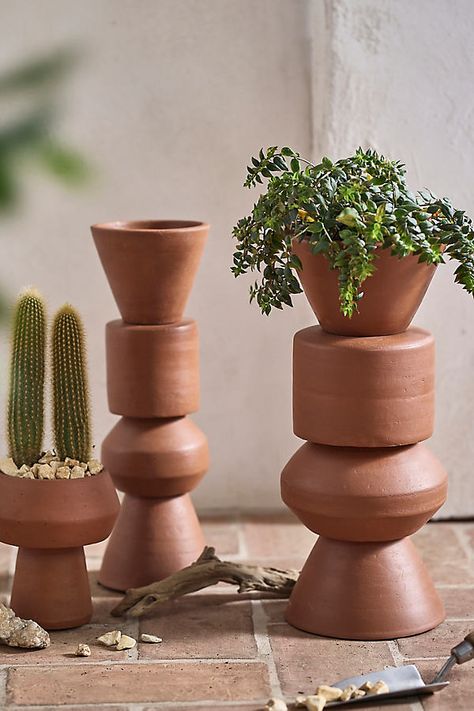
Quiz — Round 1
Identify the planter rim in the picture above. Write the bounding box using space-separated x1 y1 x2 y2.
92 219 210 233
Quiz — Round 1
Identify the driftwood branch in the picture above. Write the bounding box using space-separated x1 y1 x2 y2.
112 546 299 618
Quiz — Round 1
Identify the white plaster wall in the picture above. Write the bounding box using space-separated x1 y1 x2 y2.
0 0 313 511
0 0 472 516
311 0 474 517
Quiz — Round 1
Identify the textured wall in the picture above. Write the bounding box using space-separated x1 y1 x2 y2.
311 0 474 517
0 0 313 511
0 0 472 516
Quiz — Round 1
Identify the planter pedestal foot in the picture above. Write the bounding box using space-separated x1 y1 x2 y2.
285 537 444 640
99 493 205 591
10 547 92 630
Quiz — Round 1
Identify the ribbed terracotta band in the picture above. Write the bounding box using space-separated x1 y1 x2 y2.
106 319 199 418
293 326 435 447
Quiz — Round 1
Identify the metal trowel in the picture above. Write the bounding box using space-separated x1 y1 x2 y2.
325 630 474 707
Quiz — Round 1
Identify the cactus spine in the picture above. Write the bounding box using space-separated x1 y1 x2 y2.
8 289 46 466
52 304 91 462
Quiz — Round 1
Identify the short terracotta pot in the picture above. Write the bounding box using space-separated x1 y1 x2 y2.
102 416 209 498
0 471 119 629
91 220 209 324
293 326 435 447
106 319 200 417
292 241 437 336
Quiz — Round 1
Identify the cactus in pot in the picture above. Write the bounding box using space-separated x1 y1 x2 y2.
0 290 119 629
7 288 46 467
51 304 91 463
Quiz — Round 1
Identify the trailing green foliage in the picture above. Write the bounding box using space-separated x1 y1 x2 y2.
7 289 46 466
52 305 91 462
232 147 474 316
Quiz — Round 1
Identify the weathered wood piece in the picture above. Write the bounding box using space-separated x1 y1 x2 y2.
112 546 299 618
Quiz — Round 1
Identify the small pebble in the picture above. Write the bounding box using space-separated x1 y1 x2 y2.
55 466 71 479
97 630 122 647
70 465 85 479
0 457 18 477
265 699 287 711
75 643 91 657
116 634 136 651
304 696 326 711
65 457 80 467
88 459 104 475
315 685 342 701
39 450 58 464
140 633 162 644
340 685 358 701
367 680 389 695
37 464 55 480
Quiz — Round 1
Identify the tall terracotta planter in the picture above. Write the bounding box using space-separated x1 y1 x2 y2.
281 243 447 639
91 220 209 591
0 471 119 629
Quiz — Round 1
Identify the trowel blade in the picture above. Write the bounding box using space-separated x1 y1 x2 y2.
332 664 424 693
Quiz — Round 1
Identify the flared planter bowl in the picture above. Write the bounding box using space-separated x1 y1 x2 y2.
292 241 438 336
0 471 119 629
91 220 209 324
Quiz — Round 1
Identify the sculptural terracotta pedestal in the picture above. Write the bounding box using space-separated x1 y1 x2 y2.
0 471 119 629
92 220 209 591
281 249 447 639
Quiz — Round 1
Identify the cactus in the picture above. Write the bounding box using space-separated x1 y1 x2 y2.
52 304 91 462
7 288 46 466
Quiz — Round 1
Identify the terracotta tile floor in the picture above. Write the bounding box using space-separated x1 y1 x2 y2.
0 514 472 710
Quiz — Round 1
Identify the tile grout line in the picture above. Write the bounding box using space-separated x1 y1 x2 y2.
453 525 473 562
252 599 283 700
0 667 7 709
387 639 404 666
0 658 266 670
387 642 424 711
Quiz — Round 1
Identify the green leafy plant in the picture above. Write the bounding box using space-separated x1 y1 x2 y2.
232 147 474 316
7 289 46 466
51 305 91 462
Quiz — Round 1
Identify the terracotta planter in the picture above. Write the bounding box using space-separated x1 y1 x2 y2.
292 241 437 336
0 471 119 629
91 220 209 324
92 218 209 592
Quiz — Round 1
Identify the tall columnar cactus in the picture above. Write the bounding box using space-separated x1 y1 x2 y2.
52 304 91 462
8 289 46 466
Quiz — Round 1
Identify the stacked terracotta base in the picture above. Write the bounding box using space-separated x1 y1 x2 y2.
281 325 448 640
92 221 209 592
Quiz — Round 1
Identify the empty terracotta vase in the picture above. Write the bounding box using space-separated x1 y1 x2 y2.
92 219 209 592
91 220 209 324
0 471 119 629
292 241 437 336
